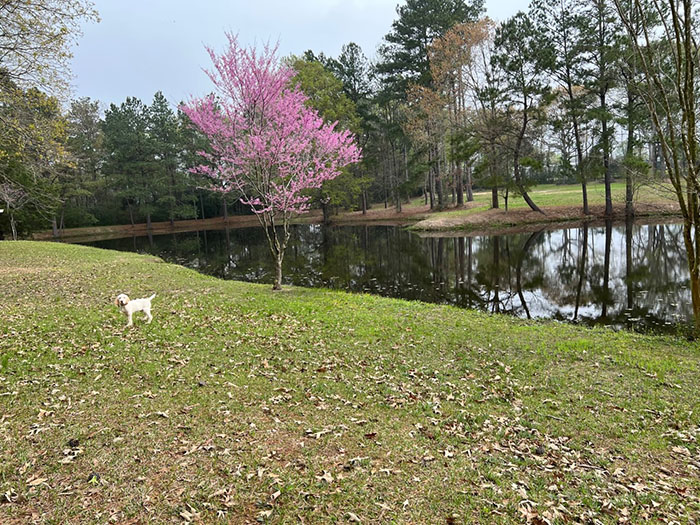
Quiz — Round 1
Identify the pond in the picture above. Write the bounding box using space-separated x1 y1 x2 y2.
82 221 693 333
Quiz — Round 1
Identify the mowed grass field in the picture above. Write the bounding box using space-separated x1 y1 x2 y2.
1 242 699 524
405 182 680 232
419 182 677 217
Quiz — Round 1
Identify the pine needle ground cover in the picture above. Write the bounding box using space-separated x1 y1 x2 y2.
1 242 698 523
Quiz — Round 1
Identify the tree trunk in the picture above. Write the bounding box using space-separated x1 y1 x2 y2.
52 217 59 238
169 173 176 226
361 191 367 215
514 112 542 213
383 161 388 209
465 164 474 202
427 150 434 209
625 169 634 218
273 256 283 291
456 163 464 206
223 197 229 221
682 220 700 334
514 173 541 213
691 266 700 334
436 148 445 209
568 80 589 215
492 187 499 209
625 94 635 218
10 212 17 241
601 95 613 217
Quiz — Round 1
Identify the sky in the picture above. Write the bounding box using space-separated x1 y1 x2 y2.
69 0 530 108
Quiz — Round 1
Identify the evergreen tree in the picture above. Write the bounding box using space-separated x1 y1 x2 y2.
531 0 593 214
378 0 485 94
102 97 155 226
289 55 362 222
327 43 379 214
62 97 104 227
492 12 549 213
148 91 191 224
580 0 621 217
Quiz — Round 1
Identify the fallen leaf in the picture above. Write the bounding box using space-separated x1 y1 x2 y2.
27 477 48 487
316 470 334 484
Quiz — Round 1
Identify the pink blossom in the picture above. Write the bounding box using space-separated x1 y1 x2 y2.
181 34 361 217
181 34 361 289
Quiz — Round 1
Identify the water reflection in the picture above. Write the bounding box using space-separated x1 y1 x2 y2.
84 221 692 333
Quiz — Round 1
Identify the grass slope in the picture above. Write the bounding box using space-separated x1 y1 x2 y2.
1 242 698 524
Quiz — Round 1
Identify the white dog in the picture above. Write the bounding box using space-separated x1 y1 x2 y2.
114 293 156 327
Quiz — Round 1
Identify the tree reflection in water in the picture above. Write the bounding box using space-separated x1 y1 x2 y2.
86 222 693 333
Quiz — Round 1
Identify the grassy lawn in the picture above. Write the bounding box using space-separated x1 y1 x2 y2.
1 242 699 524
433 182 677 219
404 182 681 232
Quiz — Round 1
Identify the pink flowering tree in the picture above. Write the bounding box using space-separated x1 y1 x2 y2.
182 34 361 290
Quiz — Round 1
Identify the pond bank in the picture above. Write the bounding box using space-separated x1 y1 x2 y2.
31 187 681 242
30 203 428 243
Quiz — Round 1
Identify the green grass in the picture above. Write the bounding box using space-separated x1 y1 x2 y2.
421 182 677 218
1 241 699 524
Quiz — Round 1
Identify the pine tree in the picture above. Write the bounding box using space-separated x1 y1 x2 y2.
102 97 155 226
492 12 549 213
378 0 485 94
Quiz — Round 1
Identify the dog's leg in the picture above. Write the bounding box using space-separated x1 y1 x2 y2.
126 312 133 327
145 308 152 324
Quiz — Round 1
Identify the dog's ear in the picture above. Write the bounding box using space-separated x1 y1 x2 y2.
114 297 119 307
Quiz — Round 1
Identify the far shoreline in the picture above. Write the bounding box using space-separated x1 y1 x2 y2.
31 199 682 244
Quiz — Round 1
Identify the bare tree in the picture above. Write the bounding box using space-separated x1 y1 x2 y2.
613 0 700 330
0 182 28 240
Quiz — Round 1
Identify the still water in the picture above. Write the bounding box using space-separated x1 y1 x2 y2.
83 221 692 333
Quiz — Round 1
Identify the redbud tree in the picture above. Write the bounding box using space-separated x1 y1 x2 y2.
182 34 361 290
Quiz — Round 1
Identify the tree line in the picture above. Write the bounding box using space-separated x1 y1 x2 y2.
0 0 672 239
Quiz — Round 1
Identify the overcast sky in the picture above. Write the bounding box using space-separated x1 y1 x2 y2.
70 0 530 108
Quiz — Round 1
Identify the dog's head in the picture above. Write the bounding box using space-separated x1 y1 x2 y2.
114 294 130 308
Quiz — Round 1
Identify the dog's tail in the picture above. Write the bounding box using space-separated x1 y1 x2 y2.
149 293 156 300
